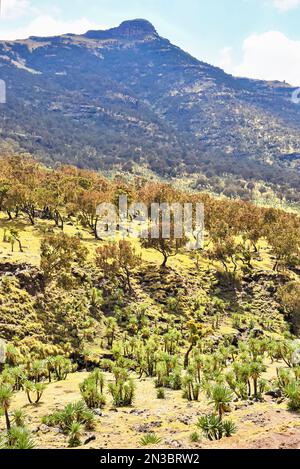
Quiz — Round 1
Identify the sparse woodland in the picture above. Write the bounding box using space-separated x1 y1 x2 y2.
0 154 300 449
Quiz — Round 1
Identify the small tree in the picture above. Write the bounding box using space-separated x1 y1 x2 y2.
41 233 87 284
141 216 188 268
105 317 118 349
0 385 13 430
96 240 140 292
209 384 233 420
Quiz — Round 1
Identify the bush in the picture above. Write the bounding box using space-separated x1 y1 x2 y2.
80 373 106 409
190 431 201 443
108 367 135 407
42 401 95 434
284 381 300 411
197 414 223 441
52 356 73 381
12 409 26 428
156 388 165 399
197 414 237 441
68 422 82 448
24 381 46 404
222 420 237 437
5 426 35 449
139 433 162 446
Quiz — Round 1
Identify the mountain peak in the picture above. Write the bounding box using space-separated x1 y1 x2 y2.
84 19 158 40
118 19 157 36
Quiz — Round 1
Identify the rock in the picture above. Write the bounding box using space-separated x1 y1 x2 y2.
32 427 39 433
178 415 190 425
265 389 282 399
93 409 103 417
164 439 182 448
40 424 50 434
129 409 145 416
53 427 63 434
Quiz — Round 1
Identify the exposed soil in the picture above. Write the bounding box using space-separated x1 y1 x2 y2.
1 370 300 450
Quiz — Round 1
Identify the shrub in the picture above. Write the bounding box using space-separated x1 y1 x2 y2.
209 384 233 420
284 381 300 411
139 433 162 446
80 374 106 409
222 420 237 438
182 375 201 401
24 381 46 404
52 356 73 381
42 401 95 434
197 414 223 441
156 388 165 399
197 414 237 441
12 409 26 428
108 379 135 407
68 422 82 448
190 431 201 443
7 426 35 449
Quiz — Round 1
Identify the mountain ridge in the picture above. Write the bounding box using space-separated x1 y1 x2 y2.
0 19 299 196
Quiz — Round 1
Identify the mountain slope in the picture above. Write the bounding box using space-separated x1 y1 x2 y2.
0 19 300 190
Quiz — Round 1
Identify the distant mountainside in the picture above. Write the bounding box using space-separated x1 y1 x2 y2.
0 19 300 192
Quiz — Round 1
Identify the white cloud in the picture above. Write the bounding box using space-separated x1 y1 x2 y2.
0 15 98 40
272 0 300 11
1 0 31 19
219 31 300 86
218 47 234 71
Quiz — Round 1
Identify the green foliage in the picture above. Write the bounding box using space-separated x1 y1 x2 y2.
80 371 106 409
53 356 73 381
139 433 162 446
190 431 201 443
197 414 237 441
6 426 35 449
209 384 233 419
284 381 300 411
12 409 26 428
24 381 46 405
109 378 135 407
42 401 95 434
156 388 165 399
68 422 83 448
197 414 224 441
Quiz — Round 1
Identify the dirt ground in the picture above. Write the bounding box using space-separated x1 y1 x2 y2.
1 371 300 450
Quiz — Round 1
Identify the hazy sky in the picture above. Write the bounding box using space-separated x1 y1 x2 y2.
1 0 300 85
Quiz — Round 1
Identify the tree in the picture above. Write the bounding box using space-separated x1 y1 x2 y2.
0 385 13 430
141 218 188 268
41 233 88 284
105 318 118 349
267 216 300 271
279 282 300 334
249 361 266 398
96 240 140 292
209 384 233 420
8 229 23 253
209 235 240 273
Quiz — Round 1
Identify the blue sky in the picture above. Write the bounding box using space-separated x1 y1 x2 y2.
1 0 300 84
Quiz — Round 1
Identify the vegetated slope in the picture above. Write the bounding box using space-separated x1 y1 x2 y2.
0 158 300 449
0 19 300 193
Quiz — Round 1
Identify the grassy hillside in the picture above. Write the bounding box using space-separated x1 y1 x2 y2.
0 157 300 449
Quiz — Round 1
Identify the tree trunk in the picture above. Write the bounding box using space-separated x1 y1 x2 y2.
184 344 194 369
5 409 11 431
161 253 168 268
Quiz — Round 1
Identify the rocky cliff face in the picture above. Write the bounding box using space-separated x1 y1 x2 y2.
0 19 299 189
85 19 158 40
